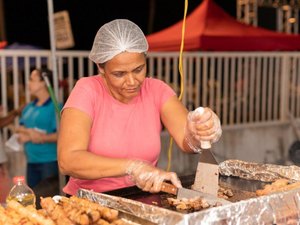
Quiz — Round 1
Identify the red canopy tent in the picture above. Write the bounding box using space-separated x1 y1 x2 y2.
146 0 300 51
0 41 7 49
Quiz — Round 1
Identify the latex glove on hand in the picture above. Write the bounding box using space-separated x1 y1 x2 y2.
126 160 182 193
185 107 222 153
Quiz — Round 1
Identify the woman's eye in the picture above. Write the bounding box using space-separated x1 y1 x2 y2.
134 67 144 73
112 72 125 77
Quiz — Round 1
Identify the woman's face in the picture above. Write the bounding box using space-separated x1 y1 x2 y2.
28 70 46 96
100 52 147 103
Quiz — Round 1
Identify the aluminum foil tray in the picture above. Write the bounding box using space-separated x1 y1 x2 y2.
187 188 300 224
77 189 185 225
219 159 300 182
78 181 300 225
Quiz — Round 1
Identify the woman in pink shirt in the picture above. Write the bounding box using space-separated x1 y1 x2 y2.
58 19 222 196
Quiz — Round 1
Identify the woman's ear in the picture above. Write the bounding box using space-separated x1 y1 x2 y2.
97 64 105 75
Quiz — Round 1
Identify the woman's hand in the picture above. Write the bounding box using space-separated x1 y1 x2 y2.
17 133 31 144
27 129 45 144
185 107 222 153
15 126 27 134
126 160 182 193
16 127 46 144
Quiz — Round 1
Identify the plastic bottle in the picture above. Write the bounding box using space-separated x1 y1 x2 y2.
6 176 36 207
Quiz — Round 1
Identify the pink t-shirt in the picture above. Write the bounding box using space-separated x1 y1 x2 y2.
62 76 176 195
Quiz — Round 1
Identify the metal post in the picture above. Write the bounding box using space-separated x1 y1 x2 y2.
47 0 66 196
47 0 59 98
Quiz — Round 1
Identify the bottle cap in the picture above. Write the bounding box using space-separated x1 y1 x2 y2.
13 176 25 184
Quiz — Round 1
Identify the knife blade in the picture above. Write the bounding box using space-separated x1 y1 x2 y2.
161 182 231 205
199 144 218 164
193 141 219 196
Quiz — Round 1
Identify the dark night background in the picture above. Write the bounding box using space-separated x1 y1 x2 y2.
3 0 276 50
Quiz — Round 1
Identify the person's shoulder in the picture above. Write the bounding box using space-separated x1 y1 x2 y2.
21 101 35 115
76 75 101 85
75 75 103 90
25 100 36 108
143 77 167 86
143 77 173 90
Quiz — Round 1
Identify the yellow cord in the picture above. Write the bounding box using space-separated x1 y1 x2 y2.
167 0 188 171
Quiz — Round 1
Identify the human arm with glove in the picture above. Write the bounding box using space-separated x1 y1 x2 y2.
161 96 222 154
58 108 183 194
125 160 182 193
123 97 223 193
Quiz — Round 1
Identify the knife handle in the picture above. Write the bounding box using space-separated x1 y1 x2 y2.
161 182 177 195
194 108 212 150
200 141 211 149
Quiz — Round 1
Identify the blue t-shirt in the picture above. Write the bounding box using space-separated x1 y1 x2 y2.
19 98 61 163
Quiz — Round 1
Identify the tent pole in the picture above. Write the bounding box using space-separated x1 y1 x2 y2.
47 0 66 196
47 0 59 98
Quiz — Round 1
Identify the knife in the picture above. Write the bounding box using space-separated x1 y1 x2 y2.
193 141 219 196
161 182 231 205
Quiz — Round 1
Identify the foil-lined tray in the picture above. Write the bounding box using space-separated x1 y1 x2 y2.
219 159 300 182
77 161 300 224
78 185 300 225
187 189 300 224
78 189 185 225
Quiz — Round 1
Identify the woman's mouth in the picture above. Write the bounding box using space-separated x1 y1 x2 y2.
126 88 138 93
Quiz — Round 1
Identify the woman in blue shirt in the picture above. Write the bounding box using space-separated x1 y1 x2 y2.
16 68 61 188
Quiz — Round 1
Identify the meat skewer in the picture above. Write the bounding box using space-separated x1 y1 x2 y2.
2 196 124 225
40 197 75 225
7 200 55 225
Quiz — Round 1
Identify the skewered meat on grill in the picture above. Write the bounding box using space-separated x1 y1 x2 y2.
218 187 234 199
1 196 125 225
165 186 233 213
256 178 300 196
65 196 119 222
3 200 55 225
0 204 34 225
167 196 211 211
40 197 75 225
41 196 123 225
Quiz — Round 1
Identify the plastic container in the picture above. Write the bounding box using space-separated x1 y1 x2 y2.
6 176 36 207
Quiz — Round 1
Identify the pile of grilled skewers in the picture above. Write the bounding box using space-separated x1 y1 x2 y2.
0 196 125 225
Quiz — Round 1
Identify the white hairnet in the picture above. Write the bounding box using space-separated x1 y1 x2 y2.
89 19 149 64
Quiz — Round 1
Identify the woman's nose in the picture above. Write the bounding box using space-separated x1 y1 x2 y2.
126 74 135 85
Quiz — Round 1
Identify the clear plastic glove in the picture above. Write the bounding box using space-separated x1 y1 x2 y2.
125 160 182 193
185 107 222 153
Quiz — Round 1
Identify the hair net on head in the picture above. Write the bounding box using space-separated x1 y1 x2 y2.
89 19 149 64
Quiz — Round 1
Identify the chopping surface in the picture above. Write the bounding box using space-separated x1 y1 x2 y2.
103 174 270 213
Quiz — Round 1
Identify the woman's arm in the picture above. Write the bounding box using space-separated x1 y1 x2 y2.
57 108 129 179
58 107 183 192
161 96 222 153
0 107 23 128
160 96 192 152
